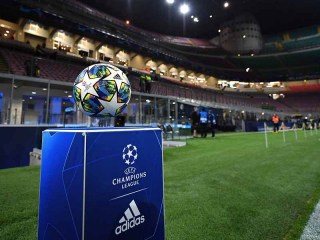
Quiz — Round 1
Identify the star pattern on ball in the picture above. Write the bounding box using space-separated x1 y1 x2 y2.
98 91 125 116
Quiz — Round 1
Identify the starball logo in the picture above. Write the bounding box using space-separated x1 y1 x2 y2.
122 144 138 165
115 200 145 235
81 80 92 92
112 144 147 189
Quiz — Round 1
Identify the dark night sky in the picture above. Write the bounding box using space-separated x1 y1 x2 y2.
78 0 320 39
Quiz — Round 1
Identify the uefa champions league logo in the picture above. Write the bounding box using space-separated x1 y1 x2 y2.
122 144 138 165
112 144 146 189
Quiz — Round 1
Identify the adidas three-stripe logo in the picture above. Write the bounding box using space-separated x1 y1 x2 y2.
113 74 122 80
119 200 141 223
115 200 145 235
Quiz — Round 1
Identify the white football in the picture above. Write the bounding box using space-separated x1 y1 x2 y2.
73 63 131 117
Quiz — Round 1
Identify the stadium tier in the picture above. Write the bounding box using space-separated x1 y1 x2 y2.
280 92 320 113
0 48 84 82
289 26 319 40
0 43 318 116
282 36 320 51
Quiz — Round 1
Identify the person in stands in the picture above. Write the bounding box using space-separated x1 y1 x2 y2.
272 114 280 132
145 74 152 93
139 74 146 92
199 107 208 138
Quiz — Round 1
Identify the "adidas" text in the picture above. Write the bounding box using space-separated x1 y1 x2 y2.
115 215 145 235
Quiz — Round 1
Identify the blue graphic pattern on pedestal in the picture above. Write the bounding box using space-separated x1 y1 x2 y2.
39 132 84 240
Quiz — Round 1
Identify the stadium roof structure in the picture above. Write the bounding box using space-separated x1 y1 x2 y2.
2 0 320 82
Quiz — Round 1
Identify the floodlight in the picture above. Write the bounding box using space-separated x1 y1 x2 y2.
166 0 174 4
180 3 190 14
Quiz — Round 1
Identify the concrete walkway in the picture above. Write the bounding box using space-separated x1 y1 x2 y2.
163 140 186 148
300 201 320 239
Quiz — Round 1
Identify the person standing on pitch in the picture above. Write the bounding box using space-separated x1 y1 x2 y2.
199 107 208 138
208 110 216 137
272 114 280 132
191 107 199 137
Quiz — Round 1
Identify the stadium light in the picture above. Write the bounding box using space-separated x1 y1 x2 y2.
246 68 250 72
193 17 199 22
180 3 190 14
166 0 174 4
179 3 190 36
224 2 229 8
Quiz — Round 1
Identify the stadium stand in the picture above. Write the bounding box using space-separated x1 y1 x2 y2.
0 52 9 73
289 26 318 39
279 92 320 113
1 43 300 114
0 48 84 81
261 25 320 53
282 36 320 51
279 50 320 67
0 48 29 75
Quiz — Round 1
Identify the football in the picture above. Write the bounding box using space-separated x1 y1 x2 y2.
73 63 131 117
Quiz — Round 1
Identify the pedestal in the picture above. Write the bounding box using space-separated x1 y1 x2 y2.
38 127 164 240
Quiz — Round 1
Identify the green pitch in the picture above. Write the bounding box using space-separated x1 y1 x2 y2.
1 130 320 239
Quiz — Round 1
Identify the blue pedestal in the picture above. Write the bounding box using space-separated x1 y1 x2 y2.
38 127 164 240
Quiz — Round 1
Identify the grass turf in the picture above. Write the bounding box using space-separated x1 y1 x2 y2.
0 166 39 240
1 130 320 239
